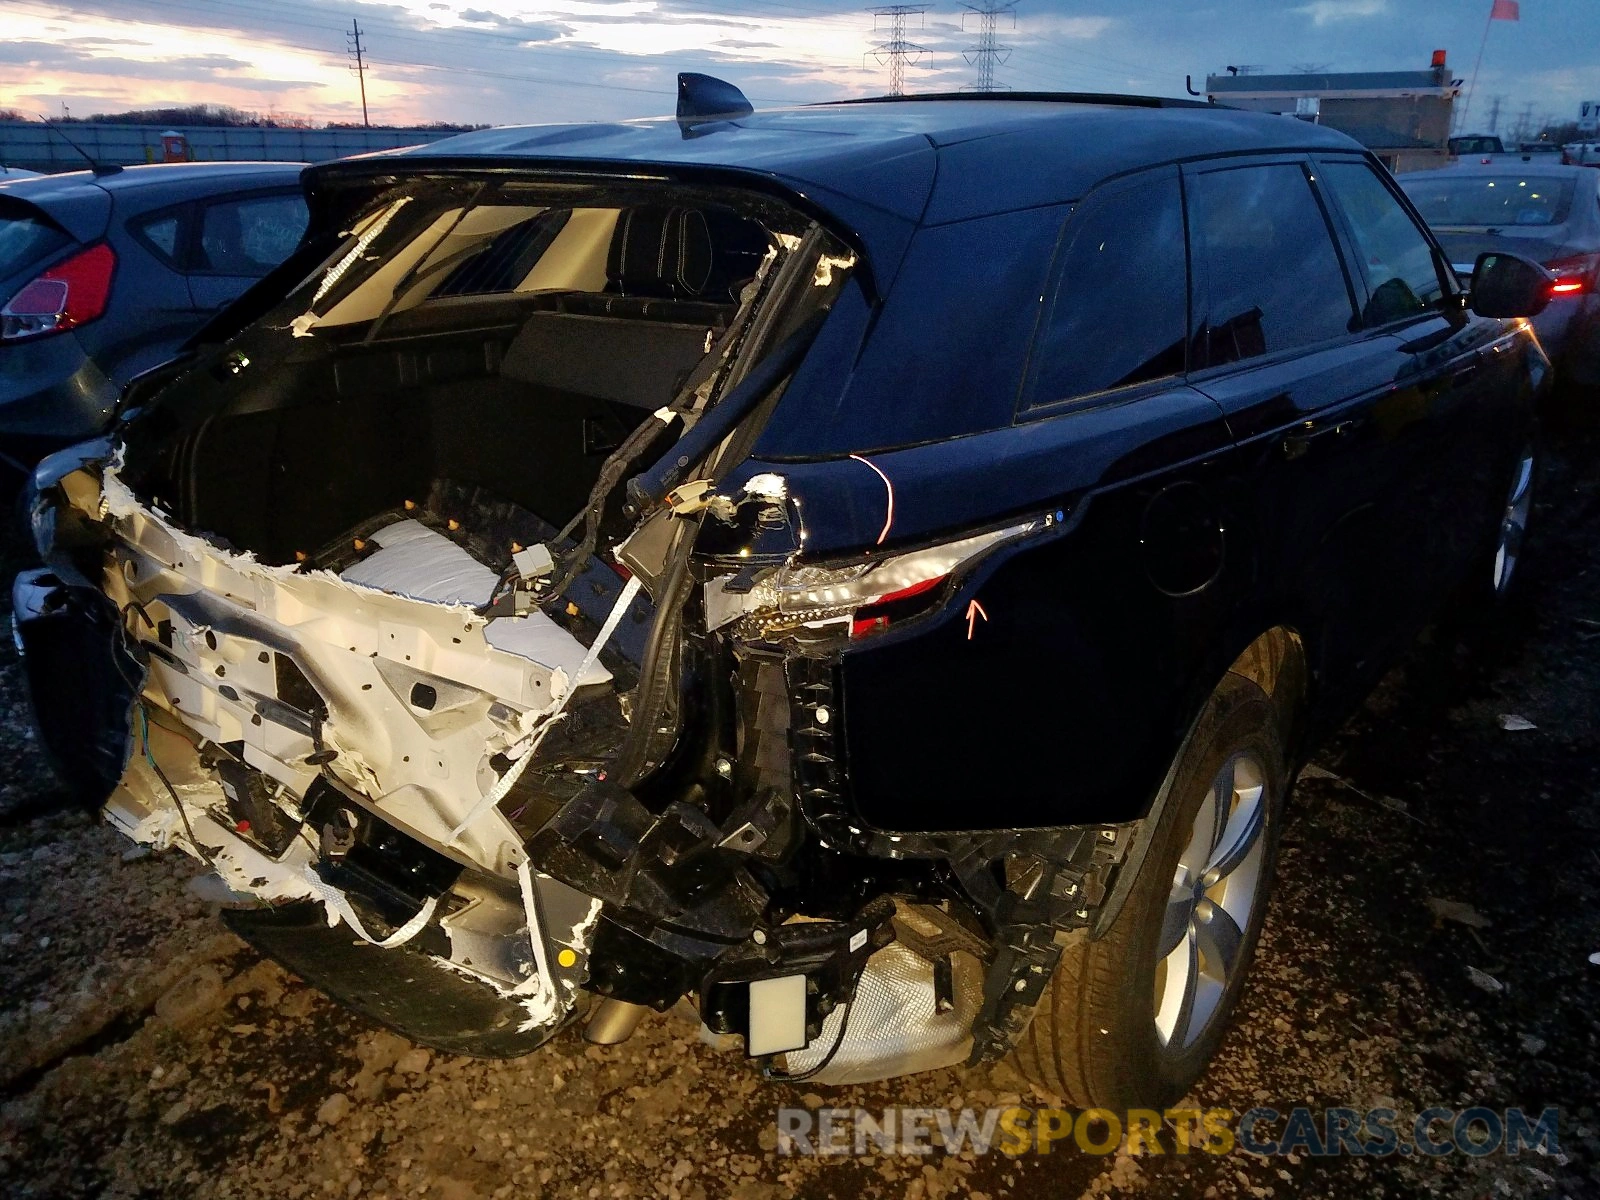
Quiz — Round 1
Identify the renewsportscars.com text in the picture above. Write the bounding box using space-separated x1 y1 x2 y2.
776 1105 1561 1159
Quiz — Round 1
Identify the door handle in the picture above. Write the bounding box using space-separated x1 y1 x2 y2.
1450 354 1485 386
1282 419 1354 460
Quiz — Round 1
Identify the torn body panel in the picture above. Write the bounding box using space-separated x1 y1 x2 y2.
101 470 572 874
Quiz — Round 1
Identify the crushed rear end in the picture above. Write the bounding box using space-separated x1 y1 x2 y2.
19 154 1124 1082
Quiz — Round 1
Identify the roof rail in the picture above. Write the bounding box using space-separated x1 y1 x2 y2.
815 91 1216 111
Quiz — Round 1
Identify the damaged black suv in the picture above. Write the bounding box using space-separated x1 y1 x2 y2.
15 76 1554 1106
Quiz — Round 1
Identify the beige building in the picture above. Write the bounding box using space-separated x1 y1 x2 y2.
1205 55 1460 173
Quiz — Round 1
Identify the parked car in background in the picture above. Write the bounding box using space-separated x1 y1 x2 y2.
15 80 1554 1110
1565 141 1600 167
0 162 307 484
1449 133 1505 159
1402 163 1600 387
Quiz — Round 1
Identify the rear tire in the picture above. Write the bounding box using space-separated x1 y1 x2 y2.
1488 438 1536 601
1012 673 1285 1108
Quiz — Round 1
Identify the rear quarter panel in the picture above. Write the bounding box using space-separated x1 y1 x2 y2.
738 385 1257 834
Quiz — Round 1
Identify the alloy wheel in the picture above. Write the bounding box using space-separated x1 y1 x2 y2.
1153 750 1270 1050
1493 447 1535 595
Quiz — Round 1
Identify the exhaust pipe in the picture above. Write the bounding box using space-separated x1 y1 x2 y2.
584 998 648 1045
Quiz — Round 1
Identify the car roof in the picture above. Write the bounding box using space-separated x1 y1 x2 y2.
2 161 304 199
1 161 307 245
343 96 1364 226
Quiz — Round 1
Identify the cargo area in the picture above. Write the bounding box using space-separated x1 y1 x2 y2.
94 176 841 850
119 185 795 570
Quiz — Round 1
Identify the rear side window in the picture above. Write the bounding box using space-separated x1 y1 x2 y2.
0 201 71 281
131 210 186 267
196 193 308 277
753 205 1066 457
1318 160 1446 324
1025 171 1188 408
1188 162 1356 367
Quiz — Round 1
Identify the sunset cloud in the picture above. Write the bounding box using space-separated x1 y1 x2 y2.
0 1 1593 133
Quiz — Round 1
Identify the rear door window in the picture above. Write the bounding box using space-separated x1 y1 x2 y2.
1317 159 1448 325
1023 169 1188 409
195 192 308 277
1187 161 1358 367
0 200 72 281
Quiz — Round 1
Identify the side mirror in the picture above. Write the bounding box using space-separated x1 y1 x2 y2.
1470 252 1554 319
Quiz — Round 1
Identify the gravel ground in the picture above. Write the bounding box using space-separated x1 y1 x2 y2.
2 423 1598 1200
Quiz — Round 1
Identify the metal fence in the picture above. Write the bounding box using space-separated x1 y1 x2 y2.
0 122 463 173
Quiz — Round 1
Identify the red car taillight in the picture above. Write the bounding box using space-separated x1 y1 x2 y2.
1547 252 1600 297
1 243 117 342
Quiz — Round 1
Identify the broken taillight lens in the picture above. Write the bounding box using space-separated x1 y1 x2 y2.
711 516 1049 644
1 243 117 342
847 574 949 639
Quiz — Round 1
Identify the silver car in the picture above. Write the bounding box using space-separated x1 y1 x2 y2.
1402 163 1600 387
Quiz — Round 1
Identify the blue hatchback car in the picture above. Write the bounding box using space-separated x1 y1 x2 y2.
0 162 307 481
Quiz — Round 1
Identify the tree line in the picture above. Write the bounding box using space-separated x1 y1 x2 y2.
0 103 483 131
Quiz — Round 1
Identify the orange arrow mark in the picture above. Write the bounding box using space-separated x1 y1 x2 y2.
965 598 988 641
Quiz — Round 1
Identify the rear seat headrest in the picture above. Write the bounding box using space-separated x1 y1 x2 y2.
607 205 768 302
608 207 709 298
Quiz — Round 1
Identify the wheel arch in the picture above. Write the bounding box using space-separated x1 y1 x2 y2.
1223 624 1308 751
1091 623 1305 940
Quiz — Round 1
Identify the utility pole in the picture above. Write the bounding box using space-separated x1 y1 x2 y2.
962 2 1017 92
867 6 930 97
1485 93 1503 133
347 18 370 128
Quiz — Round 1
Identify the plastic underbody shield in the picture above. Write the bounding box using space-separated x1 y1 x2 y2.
223 901 565 1058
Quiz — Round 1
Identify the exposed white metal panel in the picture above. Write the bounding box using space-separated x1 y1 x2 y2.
97 471 588 875
340 519 609 687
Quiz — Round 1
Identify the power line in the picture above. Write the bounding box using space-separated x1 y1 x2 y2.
961 1 1016 93
107 0 852 83
11 0 817 100
17 0 1173 112
992 44 1144 88
346 18 369 128
8 0 809 115
867 6 930 97
15 0 1171 117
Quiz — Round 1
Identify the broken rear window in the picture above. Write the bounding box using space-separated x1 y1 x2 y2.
302 187 774 335
114 177 834 572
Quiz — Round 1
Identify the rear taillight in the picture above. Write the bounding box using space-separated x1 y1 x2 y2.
1546 252 1599 298
706 516 1050 645
1 243 117 342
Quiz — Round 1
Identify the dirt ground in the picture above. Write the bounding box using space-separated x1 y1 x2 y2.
2 422 1599 1200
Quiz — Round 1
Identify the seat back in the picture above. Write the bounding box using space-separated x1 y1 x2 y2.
605 205 767 303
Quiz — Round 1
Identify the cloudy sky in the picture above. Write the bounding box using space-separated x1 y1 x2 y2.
1 0 1595 133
